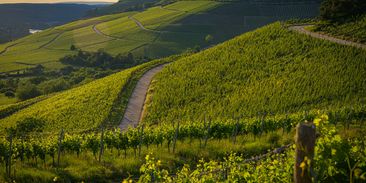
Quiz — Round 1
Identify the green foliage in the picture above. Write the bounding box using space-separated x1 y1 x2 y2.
143 22 366 124
60 50 138 69
16 81 41 101
0 57 173 133
205 34 213 44
9 117 46 136
70 44 77 51
319 0 366 21
314 15 366 43
0 0 318 73
39 79 71 94
134 115 366 182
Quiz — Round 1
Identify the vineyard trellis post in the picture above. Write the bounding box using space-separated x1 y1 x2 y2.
99 127 104 163
57 129 64 167
294 121 316 183
204 118 211 148
138 125 144 157
334 111 338 126
347 108 352 129
361 99 365 126
173 120 179 154
283 112 289 135
6 133 13 178
261 111 267 135
233 118 239 144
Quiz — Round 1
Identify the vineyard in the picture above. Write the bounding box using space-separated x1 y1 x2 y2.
313 15 366 43
0 0 319 73
0 1 364 181
135 114 366 182
0 108 364 182
0 56 177 134
142 22 366 125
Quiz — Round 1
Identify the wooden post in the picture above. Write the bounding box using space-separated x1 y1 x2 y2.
173 120 179 153
57 129 64 167
261 111 267 135
294 121 316 183
233 118 239 144
138 125 144 157
6 133 13 178
99 127 104 162
204 119 211 148
283 112 289 135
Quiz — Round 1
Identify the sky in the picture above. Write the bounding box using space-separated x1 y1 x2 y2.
0 0 118 3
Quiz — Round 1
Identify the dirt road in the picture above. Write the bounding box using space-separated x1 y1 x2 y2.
119 64 166 130
289 25 365 49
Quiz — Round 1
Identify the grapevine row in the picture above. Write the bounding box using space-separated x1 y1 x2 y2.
0 106 364 168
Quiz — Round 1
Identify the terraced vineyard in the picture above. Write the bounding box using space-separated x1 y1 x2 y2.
0 57 175 133
0 0 319 73
2 1 365 182
143 23 366 124
313 15 366 43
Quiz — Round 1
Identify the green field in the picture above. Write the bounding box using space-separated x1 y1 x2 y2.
0 0 319 73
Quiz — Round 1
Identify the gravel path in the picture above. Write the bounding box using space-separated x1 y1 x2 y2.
119 64 166 130
128 15 167 33
92 25 121 40
289 25 366 49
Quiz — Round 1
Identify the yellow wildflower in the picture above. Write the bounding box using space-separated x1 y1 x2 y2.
314 118 321 126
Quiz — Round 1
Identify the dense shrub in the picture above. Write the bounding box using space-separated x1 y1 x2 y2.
60 50 137 69
320 0 366 21
4 90 15 97
39 79 71 94
16 82 41 100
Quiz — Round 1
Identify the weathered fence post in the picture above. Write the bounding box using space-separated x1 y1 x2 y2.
138 125 144 157
204 119 211 148
57 129 64 167
173 120 180 153
294 121 316 183
99 127 104 162
233 118 239 144
283 112 289 135
6 133 13 178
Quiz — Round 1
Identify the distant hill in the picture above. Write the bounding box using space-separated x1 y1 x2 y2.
0 3 104 43
86 0 162 17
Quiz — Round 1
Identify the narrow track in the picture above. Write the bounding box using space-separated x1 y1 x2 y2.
119 64 166 130
289 25 366 50
0 42 20 55
38 32 63 49
128 15 167 33
92 25 119 40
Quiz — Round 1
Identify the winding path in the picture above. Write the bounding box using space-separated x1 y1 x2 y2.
0 42 20 55
38 32 63 49
92 25 120 40
119 64 167 130
289 25 366 49
128 15 167 33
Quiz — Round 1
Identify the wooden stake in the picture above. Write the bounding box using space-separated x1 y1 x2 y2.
99 127 104 162
57 129 64 167
294 121 316 183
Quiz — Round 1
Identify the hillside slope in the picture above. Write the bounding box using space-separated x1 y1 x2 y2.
0 57 174 133
313 15 366 43
0 0 319 73
143 22 366 124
